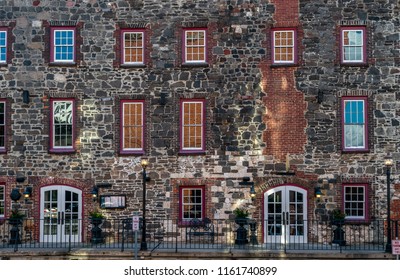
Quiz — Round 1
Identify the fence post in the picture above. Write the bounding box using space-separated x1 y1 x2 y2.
175 218 178 253
68 219 71 252
121 219 125 252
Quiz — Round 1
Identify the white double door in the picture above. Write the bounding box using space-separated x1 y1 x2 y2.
40 186 82 243
264 185 308 244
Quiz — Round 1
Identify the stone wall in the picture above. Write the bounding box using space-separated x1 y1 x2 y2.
0 0 398 225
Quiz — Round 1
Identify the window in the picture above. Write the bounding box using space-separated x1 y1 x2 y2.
183 29 206 64
343 184 367 220
0 29 6 64
50 99 75 152
180 99 205 153
272 29 296 64
50 27 75 63
342 97 368 151
0 100 5 152
120 100 145 153
121 30 144 65
0 185 4 218
341 27 367 64
179 186 205 221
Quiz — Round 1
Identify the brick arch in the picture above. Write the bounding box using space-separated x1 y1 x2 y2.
252 176 316 223
256 176 314 193
30 176 94 221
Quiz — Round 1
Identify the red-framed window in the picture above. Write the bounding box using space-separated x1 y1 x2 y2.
342 184 368 221
180 99 206 153
272 28 297 64
0 28 7 64
120 100 145 154
183 29 207 64
179 186 205 221
121 29 145 65
0 184 4 218
0 100 6 152
341 96 368 152
50 27 76 63
340 26 367 64
50 98 75 152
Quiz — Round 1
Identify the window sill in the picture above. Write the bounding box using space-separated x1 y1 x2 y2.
270 63 298 68
119 150 145 156
49 148 76 154
181 62 209 68
344 219 370 225
120 64 147 69
341 148 369 153
178 151 206 156
49 62 77 67
340 62 368 67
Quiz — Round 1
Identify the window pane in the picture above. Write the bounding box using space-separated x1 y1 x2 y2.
181 187 203 220
185 30 206 63
182 101 204 150
122 102 144 150
0 31 6 63
343 186 365 219
343 99 366 149
274 31 295 63
52 100 73 148
342 29 364 62
123 31 144 64
53 29 74 62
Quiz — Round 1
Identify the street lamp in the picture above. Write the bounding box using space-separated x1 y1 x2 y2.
384 155 393 253
140 159 149 251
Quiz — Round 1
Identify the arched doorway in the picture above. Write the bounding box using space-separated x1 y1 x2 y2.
264 185 308 244
39 185 82 243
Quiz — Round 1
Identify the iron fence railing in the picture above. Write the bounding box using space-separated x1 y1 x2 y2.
0 218 398 253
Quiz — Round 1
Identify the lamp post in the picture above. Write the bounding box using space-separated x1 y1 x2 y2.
140 159 149 251
384 156 393 253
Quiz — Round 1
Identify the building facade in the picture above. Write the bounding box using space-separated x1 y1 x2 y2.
0 0 399 244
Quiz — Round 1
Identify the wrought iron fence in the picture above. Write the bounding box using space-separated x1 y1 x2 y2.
0 218 398 253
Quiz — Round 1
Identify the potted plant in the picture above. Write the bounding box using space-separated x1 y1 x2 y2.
233 207 249 219
89 209 105 244
89 209 105 224
8 209 25 224
8 208 25 244
233 207 250 245
331 209 346 246
331 209 346 224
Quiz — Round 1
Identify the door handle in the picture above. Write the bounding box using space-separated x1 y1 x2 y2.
57 212 61 224
61 212 64 225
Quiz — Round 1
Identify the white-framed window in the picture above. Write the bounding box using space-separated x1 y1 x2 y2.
50 99 75 152
121 30 145 65
180 186 205 221
120 100 145 153
343 184 367 220
180 99 205 152
272 29 296 64
0 100 5 151
341 27 366 64
184 29 206 64
0 30 6 63
342 97 368 151
0 185 4 218
51 27 75 63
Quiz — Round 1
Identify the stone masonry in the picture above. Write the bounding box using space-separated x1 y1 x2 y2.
0 0 399 238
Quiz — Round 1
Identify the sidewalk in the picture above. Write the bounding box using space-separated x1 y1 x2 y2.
0 246 397 260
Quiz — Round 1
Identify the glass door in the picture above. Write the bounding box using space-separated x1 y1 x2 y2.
264 185 307 244
40 186 82 243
